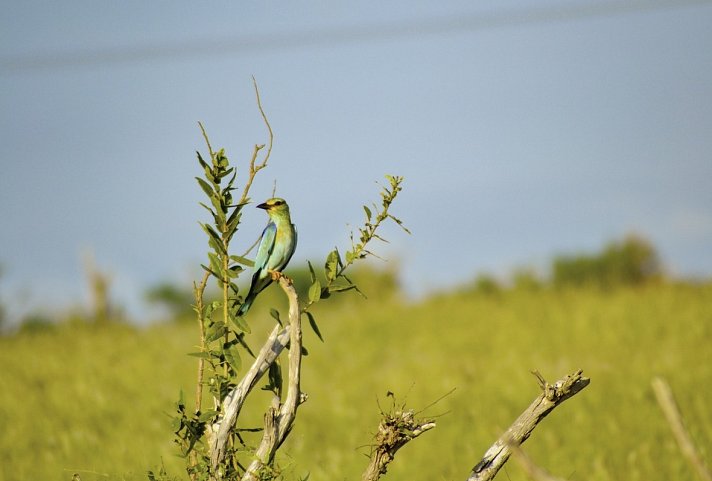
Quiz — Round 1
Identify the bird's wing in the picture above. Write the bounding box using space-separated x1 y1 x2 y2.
254 222 277 271
285 224 297 266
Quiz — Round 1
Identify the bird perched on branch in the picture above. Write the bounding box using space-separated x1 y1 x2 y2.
237 197 297 317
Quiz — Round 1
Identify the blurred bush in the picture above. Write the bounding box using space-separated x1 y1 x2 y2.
552 234 662 289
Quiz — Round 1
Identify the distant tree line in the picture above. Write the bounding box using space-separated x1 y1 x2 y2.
470 234 663 294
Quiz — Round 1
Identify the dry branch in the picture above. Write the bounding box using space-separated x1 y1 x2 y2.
241 276 304 481
208 323 290 472
467 369 590 481
652 376 712 481
361 408 436 481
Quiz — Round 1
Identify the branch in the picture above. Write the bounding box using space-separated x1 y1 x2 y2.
242 276 305 481
467 369 590 481
209 322 290 473
361 408 436 481
238 77 273 205
652 376 712 481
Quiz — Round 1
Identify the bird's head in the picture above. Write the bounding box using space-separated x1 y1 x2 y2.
257 197 290 218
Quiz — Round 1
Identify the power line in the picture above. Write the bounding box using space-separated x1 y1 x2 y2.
2 0 710 73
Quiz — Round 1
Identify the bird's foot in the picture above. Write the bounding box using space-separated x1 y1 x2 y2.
268 270 293 285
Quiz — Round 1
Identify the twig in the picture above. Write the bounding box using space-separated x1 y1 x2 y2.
198 121 216 160
467 369 590 481
185 272 210 478
241 275 305 481
192 271 211 412
238 78 273 205
652 376 712 481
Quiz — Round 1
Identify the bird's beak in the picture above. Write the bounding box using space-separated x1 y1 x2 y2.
257 202 269 210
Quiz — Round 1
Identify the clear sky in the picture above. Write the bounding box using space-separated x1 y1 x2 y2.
2 1 711 323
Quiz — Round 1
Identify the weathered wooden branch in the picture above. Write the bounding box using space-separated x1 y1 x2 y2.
208 279 297 476
208 324 290 473
361 408 436 481
241 276 305 481
652 376 712 481
467 369 590 481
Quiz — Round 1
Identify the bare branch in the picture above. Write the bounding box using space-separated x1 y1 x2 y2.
652 376 712 481
209 323 290 473
467 369 590 481
241 275 304 481
238 78 274 205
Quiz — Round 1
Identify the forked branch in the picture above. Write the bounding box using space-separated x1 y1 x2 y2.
209 275 303 478
241 276 304 481
467 369 590 481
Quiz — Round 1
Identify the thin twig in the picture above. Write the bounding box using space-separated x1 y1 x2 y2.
238 78 273 205
193 271 211 413
189 270 210 478
652 377 712 481
198 121 216 160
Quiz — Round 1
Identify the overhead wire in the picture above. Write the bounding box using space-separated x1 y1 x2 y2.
2 0 711 73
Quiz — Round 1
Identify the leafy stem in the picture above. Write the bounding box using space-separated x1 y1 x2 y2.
302 175 409 320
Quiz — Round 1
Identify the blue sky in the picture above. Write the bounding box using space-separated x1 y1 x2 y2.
2 1 711 322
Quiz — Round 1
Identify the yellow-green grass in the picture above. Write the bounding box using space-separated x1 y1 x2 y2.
1 282 710 481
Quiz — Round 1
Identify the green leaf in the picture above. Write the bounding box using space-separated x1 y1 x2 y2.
196 177 214 198
307 260 316 283
201 223 225 253
230 312 251 334
308 279 321 304
196 151 209 171
226 206 243 234
388 214 411 234
223 345 242 372
205 321 227 343
209 194 223 216
200 263 221 280
328 284 357 293
227 264 242 278
197 409 218 423
325 249 339 282
208 252 221 274
187 351 212 359
230 255 255 268
270 308 282 325
363 205 372 221
306 312 324 342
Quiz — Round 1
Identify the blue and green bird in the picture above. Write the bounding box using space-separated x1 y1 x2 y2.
237 197 297 317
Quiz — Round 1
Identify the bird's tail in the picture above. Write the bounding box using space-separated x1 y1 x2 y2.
236 293 256 318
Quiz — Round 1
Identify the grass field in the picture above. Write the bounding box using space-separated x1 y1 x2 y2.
1 281 710 481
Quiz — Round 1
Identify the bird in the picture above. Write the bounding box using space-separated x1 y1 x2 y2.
237 197 297 317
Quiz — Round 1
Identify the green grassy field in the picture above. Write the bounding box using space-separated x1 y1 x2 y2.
1 282 710 481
